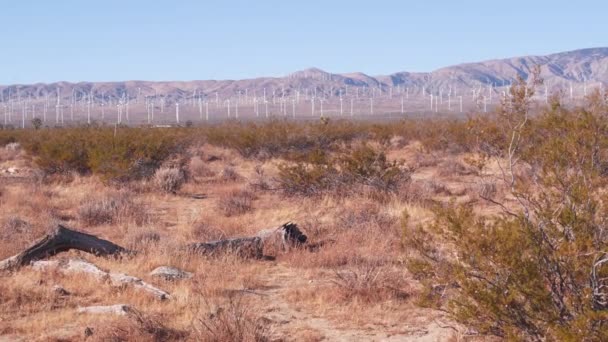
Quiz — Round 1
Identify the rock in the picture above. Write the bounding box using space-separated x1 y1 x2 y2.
77 304 132 316
84 327 94 338
149 266 193 281
52 285 70 296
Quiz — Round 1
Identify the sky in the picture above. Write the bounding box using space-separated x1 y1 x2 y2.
2 0 607 84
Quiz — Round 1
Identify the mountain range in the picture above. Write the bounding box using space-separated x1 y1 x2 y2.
1 47 607 102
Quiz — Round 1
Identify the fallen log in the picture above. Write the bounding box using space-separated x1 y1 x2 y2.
187 236 264 259
32 259 170 300
187 222 308 258
78 304 132 316
1 222 308 273
0 225 129 272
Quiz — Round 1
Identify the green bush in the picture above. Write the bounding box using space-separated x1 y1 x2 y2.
404 74 608 341
20 126 189 181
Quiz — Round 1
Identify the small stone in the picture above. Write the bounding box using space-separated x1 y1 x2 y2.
149 266 193 281
77 304 131 316
53 285 70 296
84 327 94 337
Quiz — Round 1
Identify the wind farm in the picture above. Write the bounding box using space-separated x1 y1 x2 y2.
2 47 607 127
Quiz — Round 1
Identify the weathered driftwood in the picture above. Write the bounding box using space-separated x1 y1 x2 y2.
0 225 129 272
78 304 132 316
1 222 308 274
187 236 264 259
187 222 308 259
32 259 170 300
149 266 193 281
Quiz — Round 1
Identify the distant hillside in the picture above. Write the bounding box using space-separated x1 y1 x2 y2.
0 47 606 103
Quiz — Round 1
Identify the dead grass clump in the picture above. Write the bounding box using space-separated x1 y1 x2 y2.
0 279 72 318
337 203 396 231
477 181 497 200
189 156 215 179
218 190 255 217
78 191 148 226
192 295 270 342
249 165 272 192
153 166 186 193
0 216 32 240
332 264 410 303
437 158 477 177
93 310 186 342
0 142 21 160
219 167 241 183
192 221 228 241
413 152 440 168
399 180 437 205
124 229 162 250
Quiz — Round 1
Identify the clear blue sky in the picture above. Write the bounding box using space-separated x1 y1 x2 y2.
2 0 606 84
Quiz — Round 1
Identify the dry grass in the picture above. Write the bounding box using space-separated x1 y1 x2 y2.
217 189 256 217
0 136 490 341
153 166 187 193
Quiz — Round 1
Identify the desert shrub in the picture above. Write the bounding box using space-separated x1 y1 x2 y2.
437 158 477 177
0 216 31 240
276 149 336 196
218 190 255 217
153 166 186 193
19 126 189 181
404 72 608 341
336 144 407 194
94 309 186 342
78 191 148 226
332 264 409 303
277 145 407 197
192 295 270 342
248 165 272 191
219 167 241 183
189 156 215 178
204 119 367 159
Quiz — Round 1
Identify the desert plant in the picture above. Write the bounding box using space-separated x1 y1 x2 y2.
336 144 407 194
78 191 148 226
218 190 255 217
192 295 270 342
31 118 42 130
153 166 186 193
405 70 608 341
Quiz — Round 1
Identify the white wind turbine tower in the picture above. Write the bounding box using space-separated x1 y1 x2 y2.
87 92 92 124
70 88 75 122
125 93 130 122
206 101 210 121
584 78 587 97
198 95 203 120
459 96 463 113
55 88 61 124
320 98 324 117
235 98 239 119
43 93 49 122
175 101 180 124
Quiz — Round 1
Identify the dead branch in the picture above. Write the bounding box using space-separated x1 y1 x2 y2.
0 225 130 272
